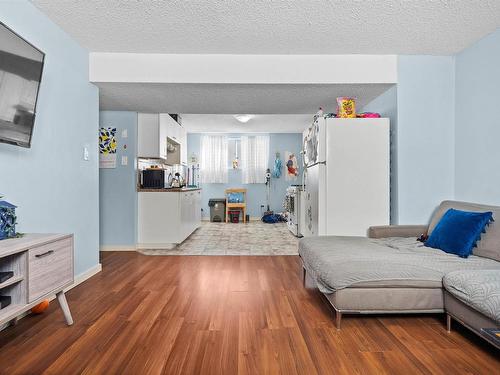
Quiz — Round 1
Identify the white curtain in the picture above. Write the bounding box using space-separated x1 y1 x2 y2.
240 135 270 184
200 135 228 183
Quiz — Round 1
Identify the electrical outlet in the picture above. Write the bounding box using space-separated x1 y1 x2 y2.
121 155 128 166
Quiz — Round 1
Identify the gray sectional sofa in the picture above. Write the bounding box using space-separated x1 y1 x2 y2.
299 200 500 347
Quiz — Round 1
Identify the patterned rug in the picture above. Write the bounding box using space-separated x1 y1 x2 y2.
137 221 299 256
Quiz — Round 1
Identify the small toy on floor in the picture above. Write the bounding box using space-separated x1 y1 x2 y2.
31 300 49 314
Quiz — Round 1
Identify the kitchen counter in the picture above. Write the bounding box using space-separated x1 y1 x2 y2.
138 188 202 249
137 187 201 192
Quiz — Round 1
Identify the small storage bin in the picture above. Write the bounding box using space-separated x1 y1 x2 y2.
208 198 226 222
228 210 240 223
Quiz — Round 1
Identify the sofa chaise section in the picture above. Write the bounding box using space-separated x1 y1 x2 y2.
444 269 500 349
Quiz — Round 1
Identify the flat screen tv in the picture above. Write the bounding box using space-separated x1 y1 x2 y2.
0 22 45 148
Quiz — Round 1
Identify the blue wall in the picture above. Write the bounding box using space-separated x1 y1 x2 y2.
99 111 138 247
188 133 302 218
362 85 398 223
363 57 455 224
455 28 500 205
396 56 455 224
0 1 99 275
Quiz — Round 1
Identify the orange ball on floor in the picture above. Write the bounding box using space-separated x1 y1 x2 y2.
31 300 49 314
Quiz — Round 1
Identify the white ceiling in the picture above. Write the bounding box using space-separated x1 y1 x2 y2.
181 114 311 133
96 82 394 114
32 0 500 55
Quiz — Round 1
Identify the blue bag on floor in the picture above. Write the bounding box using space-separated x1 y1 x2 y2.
262 213 284 224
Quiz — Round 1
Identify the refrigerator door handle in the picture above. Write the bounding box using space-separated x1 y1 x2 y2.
306 161 326 169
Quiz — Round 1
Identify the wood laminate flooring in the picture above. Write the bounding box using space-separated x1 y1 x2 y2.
0 252 498 375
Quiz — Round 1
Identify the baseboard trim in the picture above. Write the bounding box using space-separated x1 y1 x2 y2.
136 243 177 250
66 263 102 292
100 245 137 252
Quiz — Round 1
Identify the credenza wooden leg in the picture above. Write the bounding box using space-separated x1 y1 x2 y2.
56 291 73 326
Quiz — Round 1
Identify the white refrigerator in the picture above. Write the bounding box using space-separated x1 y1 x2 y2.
302 117 390 237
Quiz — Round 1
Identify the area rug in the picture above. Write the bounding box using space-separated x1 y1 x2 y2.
137 221 299 256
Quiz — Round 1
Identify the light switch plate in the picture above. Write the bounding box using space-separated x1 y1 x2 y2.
121 129 128 138
83 145 89 161
121 155 128 166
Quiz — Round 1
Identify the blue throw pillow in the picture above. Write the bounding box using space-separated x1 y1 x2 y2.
425 208 493 258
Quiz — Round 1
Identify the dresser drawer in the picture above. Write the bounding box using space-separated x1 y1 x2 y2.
28 237 73 302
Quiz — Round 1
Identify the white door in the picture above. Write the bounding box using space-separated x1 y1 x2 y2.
159 116 168 160
179 126 187 165
195 190 202 225
137 113 160 158
180 192 188 239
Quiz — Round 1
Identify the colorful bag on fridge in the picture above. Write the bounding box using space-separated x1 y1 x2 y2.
336 97 356 118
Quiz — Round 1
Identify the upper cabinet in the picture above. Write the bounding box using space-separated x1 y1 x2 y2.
161 114 180 142
138 113 187 164
137 113 167 160
180 128 187 165
160 114 187 165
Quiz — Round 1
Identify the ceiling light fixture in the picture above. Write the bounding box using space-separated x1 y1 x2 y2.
234 114 254 123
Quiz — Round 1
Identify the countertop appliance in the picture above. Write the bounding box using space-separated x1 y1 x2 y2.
285 185 303 237
142 168 165 189
170 164 187 187
301 117 390 237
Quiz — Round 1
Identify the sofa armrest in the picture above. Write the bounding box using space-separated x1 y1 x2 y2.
368 225 428 239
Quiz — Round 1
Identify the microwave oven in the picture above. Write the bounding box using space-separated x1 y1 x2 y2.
142 169 165 189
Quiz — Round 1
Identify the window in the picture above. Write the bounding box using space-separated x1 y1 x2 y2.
240 135 270 184
200 135 228 183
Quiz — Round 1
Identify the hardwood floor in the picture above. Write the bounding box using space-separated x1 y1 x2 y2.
0 252 498 375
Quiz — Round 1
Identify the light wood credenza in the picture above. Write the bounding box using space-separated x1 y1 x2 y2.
0 234 74 326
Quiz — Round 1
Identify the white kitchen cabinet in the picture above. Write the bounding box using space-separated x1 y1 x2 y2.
160 114 180 142
137 113 167 159
179 126 187 164
179 190 199 240
137 190 202 249
159 114 187 165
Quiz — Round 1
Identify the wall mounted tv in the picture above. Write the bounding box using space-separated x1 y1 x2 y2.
0 22 45 148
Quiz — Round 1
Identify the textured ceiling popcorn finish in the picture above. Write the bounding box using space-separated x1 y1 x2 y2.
31 0 500 55
96 82 393 114
182 114 313 133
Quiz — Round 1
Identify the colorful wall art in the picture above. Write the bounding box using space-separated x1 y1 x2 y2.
285 151 299 180
99 127 117 168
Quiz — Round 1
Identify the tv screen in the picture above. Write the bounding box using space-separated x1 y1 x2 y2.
0 22 44 148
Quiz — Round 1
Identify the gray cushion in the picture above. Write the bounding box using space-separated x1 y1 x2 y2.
443 270 500 324
428 200 500 261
